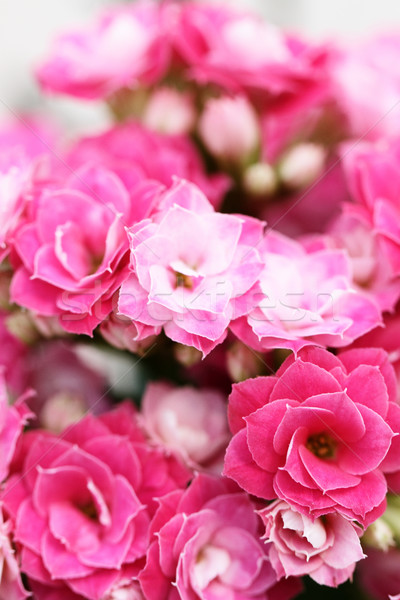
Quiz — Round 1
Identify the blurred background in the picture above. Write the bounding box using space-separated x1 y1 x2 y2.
2 0 400 131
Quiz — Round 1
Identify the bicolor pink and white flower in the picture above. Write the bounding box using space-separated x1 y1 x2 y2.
224 346 399 526
259 500 364 586
139 473 301 600
118 180 264 356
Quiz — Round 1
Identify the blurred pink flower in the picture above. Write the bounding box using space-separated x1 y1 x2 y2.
37 2 168 100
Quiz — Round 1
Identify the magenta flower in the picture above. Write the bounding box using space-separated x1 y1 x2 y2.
259 500 364 587
139 473 301 600
224 346 398 526
0 508 29 599
118 180 264 356
231 230 381 354
2 404 190 600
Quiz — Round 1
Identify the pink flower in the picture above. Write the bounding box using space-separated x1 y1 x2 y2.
0 509 29 599
141 382 230 472
224 346 398 527
231 230 381 354
259 500 364 586
37 2 168 100
68 120 229 210
118 180 264 356
342 138 400 278
198 95 260 165
174 3 328 103
10 164 134 335
2 404 190 600
330 35 400 140
139 473 301 600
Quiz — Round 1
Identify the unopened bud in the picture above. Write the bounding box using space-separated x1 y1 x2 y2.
199 95 259 166
227 341 264 382
363 517 395 551
143 87 196 136
174 343 202 367
243 162 277 197
6 311 39 345
279 143 326 190
40 392 86 434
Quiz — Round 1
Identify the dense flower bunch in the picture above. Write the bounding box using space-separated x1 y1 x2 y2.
0 1 400 598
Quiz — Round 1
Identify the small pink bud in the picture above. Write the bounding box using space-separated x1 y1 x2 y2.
198 96 259 165
40 392 86 434
143 87 196 135
279 143 326 189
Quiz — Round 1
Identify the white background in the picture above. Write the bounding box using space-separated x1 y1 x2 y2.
1 0 400 132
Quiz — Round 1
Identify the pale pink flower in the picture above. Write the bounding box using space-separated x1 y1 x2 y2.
231 230 381 354
139 473 301 600
141 382 230 472
198 95 260 165
37 2 168 100
118 180 264 356
259 500 364 586
2 404 190 600
224 346 398 527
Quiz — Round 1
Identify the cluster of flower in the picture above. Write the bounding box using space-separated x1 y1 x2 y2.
1 1 400 599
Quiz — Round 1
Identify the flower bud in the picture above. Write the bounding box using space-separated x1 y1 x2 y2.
40 392 86 434
363 517 396 552
242 162 277 197
143 87 196 135
279 142 326 190
198 96 259 166
226 341 264 382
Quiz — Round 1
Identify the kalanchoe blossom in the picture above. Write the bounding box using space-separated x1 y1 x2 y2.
37 2 169 100
139 473 301 600
224 346 399 527
68 120 229 210
118 180 264 356
0 508 30 599
342 138 400 278
330 35 400 140
10 164 136 336
259 500 364 587
140 382 230 473
231 230 382 354
174 2 330 104
2 403 190 600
